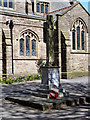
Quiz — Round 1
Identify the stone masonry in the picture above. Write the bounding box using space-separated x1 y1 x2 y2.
0 0 46 77
57 3 89 78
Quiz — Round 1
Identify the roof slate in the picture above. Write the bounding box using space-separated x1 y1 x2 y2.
51 0 70 12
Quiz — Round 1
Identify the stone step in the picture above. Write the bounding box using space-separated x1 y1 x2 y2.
5 95 53 111
5 95 90 111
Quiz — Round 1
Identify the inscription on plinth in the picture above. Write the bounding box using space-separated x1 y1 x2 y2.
41 66 60 89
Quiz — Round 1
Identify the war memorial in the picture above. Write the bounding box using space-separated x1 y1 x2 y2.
0 1 90 119
5 15 90 111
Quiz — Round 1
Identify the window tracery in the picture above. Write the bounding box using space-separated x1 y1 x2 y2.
20 30 37 57
72 18 87 51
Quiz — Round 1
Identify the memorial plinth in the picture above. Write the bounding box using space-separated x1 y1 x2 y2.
42 66 60 88
41 66 69 98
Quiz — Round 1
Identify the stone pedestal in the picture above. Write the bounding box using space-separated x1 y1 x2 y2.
41 66 60 87
41 66 69 98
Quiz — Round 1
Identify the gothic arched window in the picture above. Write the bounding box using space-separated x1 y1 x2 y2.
26 36 30 56
81 31 84 50
77 26 80 50
72 18 87 51
72 29 75 50
20 39 24 56
32 39 36 56
20 30 38 57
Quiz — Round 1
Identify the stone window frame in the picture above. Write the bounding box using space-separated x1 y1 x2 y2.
36 3 40 13
36 2 49 14
19 29 38 58
0 0 13 8
71 18 88 52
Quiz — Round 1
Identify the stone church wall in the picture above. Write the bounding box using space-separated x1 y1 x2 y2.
0 13 46 77
14 0 26 14
58 4 89 78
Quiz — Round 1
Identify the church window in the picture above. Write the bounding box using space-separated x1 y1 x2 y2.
32 39 36 56
3 0 7 7
36 2 49 14
45 5 48 14
41 4 44 13
9 0 13 8
81 31 84 50
77 26 80 50
20 30 38 57
36 3 39 12
72 29 75 50
26 36 30 56
72 18 87 51
0 0 13 8
20 39 24 56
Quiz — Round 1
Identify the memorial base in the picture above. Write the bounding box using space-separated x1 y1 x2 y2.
41 66 60 85
41 66 69 98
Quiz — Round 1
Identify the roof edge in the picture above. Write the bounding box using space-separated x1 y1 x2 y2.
56 1 90 17
0 10 45 21
44 5 72 16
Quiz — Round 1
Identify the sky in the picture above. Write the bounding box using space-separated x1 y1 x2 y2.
78 0 89 13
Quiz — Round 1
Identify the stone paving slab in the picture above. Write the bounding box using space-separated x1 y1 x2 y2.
0 77 90 119
5 96 53 111
5 93 90 111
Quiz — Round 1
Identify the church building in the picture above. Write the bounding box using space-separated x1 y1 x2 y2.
0 0 89 78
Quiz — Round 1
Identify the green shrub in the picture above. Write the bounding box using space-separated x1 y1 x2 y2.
36 58 45 74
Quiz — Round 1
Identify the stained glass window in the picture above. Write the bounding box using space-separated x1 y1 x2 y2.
9 0 13 8
72 18 87 51
20 39 24 56
26 36 30 56
32 39 36 56
77 26 80 50
72 29 75 50
81 31 84 50
37 3 40 12
3 0 7 7
45 5 48 14
20 31 37 57
41 4 44 13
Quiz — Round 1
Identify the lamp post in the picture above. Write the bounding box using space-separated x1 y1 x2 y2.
6 20 14 74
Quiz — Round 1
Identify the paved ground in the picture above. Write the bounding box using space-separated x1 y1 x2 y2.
0 76 90 120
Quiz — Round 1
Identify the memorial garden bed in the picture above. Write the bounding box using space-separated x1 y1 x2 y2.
0 74 41 84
